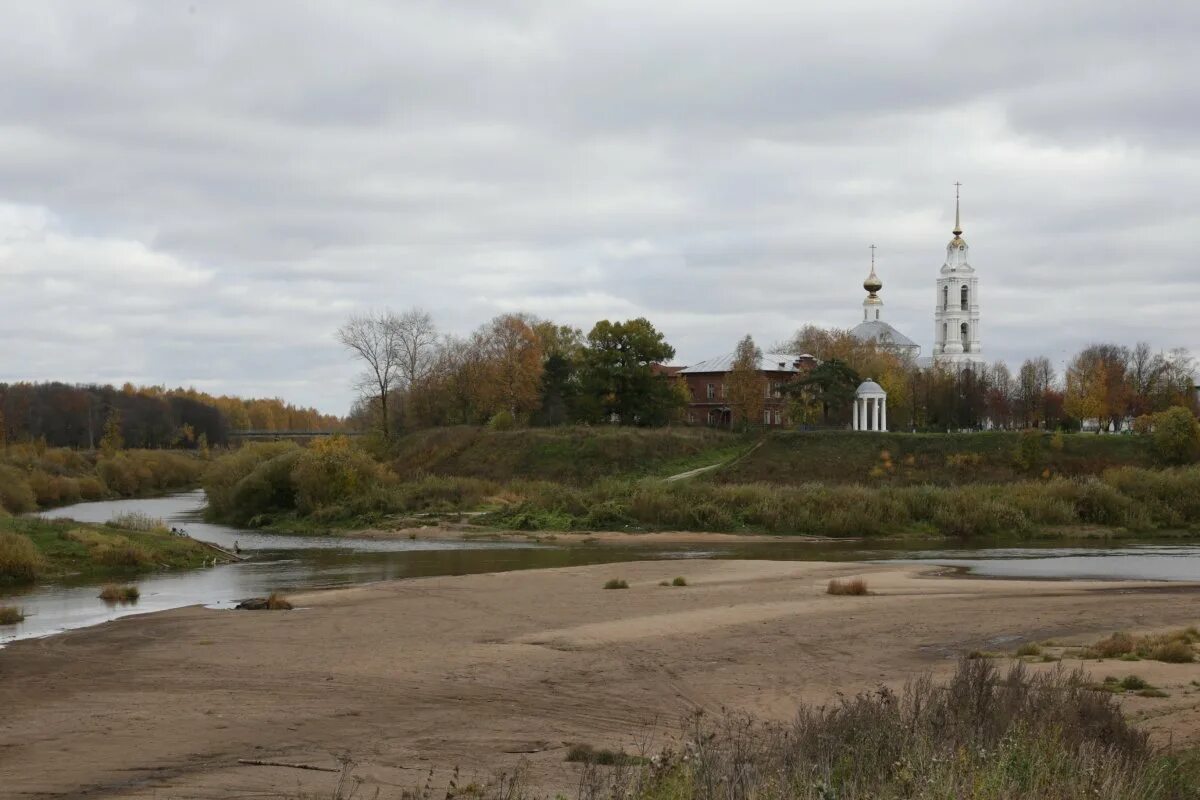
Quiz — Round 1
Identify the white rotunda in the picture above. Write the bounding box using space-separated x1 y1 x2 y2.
852 379 887 432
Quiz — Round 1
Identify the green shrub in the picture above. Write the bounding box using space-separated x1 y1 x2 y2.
202 442 300 519
291 437 386 514
0 530 43 582
603 578 629 590
487 410 516 431
1119 674 1148 690
1151 406 1200 465
0 605 24 625
0 465 37 513
1015 642 1042 657
672 576 688 587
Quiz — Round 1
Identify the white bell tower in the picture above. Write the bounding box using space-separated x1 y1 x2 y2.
932 183 981 365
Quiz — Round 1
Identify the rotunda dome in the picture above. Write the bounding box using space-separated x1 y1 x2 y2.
855 379 885 397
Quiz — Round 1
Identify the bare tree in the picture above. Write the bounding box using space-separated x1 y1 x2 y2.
390 308 439 389
338 311 401 439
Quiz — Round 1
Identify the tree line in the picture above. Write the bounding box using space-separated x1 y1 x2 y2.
338 307 1195 437
338 309 686 437
771 327 1196 432
0 382 342 450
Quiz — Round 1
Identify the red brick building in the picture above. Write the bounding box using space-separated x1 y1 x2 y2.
676 352 817 427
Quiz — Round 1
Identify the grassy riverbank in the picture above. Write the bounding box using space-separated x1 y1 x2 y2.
721 429 1155 485
0 445 204 515
0 514 219 584
196 428 1200 539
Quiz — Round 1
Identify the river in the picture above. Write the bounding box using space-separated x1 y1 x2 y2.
2 491 1198 646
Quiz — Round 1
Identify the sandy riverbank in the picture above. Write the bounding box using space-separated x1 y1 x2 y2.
2 561 1199 798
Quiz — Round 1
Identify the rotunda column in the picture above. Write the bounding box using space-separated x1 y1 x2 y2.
881 397 887 431
852 398 860 431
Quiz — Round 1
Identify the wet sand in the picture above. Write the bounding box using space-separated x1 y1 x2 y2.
2 560 1199 798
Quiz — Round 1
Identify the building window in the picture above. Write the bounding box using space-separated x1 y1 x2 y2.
706 383 715 400
774 409 782 425
763 409 772 425
961 284 969 311
942 322 947 344
961 322 970 351
942 285 948 310
720 383 727 399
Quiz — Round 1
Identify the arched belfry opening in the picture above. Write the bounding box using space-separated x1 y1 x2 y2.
961 284 969 311
960 322 970 351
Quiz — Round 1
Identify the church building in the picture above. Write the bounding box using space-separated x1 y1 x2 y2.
849 245 921 360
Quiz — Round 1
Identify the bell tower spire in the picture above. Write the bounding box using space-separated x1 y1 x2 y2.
933 182 981 366
953 181 962 236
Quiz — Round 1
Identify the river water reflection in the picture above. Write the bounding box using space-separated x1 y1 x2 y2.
2 491 1197 645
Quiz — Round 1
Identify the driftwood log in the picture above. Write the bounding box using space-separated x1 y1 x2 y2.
237 758 339 772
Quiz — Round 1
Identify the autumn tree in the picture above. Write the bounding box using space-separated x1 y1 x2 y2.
338 311 402 440
471 314 544 421
726 335 766 429
100 408 124 454
1065 344 1130 431
789 358 860 426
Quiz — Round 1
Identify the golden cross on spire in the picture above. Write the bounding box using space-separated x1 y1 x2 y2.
869 243 876 267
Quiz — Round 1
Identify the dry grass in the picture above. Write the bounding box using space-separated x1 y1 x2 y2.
266 591 293 610
0 605 24 625
1015 642 1043 657
0 529 44 583
327 658 1200 800
1085 628 1198 663
826 577 869 595
98 583 140 602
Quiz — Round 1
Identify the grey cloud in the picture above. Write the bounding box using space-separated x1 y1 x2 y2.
1 1 1198 412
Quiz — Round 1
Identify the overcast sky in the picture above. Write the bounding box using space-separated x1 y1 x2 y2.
2 1 1197 414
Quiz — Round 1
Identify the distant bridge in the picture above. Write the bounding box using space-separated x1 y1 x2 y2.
227 430 363 441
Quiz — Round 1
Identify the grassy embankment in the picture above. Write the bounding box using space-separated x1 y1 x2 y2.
200 427 1200 540
718 430 1154 485
0 444 204 515
0 512 218 586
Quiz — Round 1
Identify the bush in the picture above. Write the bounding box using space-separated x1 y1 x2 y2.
1120 674 1148 690
671 576 688 587
487 410 517 431
603 579 629 590
0 605 24 625
0 466 37 513
1015 642 1042 657
291 437 386 514
202 442 300 519
98 583 139 602
108 511 167 532
827 577 869 595
1151 406 1200 465
572 659 1186 800
1150 641 1195 664
0 530 43 582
